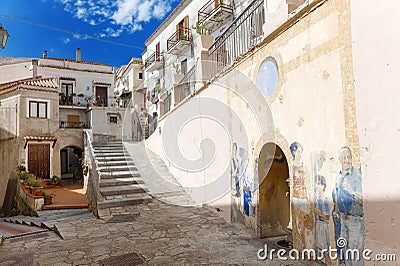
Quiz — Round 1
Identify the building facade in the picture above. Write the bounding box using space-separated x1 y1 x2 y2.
142 0 400 264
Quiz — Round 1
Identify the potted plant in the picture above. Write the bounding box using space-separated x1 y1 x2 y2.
27 179 43 196
49 175 61 186
180 31 187 41
16 164 26 174
192 22 214 52
19 171 31 183
43 192 55 205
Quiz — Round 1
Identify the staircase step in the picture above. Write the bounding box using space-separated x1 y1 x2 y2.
96 157 132 162
94 150 127 154
100 172 141 179
95 152 129 156
97 194 152 209
97 161 135 167
100 185 147 196
100 178 144 187
98 166 137 172
92 142 124 146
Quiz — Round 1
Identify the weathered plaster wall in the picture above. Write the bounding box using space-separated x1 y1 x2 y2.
89 107 132 141
0 94 20 209
147 1 363 262
351 0 400 260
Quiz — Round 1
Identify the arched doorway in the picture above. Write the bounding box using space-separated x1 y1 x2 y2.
258 143 290 238
60 146 83 182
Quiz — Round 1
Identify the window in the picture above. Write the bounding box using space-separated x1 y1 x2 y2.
29 101 47 118
110 116 118 124
156 42 161 61
139 72 143 79
257 57 279 97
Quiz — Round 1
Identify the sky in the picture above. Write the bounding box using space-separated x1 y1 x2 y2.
0 0 180 67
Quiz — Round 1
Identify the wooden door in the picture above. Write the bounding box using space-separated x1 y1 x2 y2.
67 115 80 128
28 144 50 179
96 86 108 106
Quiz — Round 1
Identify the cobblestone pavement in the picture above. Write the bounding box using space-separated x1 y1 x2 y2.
0 200 310 265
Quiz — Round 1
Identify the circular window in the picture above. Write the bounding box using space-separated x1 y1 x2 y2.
257 57 279 97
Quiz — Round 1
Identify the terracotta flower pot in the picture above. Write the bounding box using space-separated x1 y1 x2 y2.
44 197 53 205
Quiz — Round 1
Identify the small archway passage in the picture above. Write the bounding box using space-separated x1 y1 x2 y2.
60 146 83 181
258 143 290 238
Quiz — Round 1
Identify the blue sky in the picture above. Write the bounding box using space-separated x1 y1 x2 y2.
0 0 179 67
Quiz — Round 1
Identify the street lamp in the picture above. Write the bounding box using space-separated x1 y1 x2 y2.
0 23 9 49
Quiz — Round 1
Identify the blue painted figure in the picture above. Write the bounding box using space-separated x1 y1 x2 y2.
332 147 364 266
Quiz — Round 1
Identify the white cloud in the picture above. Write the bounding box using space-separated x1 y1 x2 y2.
62 37 71 44
55 0 177 37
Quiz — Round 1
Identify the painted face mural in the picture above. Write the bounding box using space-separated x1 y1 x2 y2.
332 146 364 265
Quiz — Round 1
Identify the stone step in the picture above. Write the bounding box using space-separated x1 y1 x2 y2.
100 172 141 179
100 185 147 196
96 156 132 162
94 150 127 154
95 152 129 157
98 166 137 172
97 161 135 167
99 177 144 187
97 194 152 210
92 142 124 147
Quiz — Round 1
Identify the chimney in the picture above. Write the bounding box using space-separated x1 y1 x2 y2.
42 50 47 58
31 59 38 78
76 48 81 62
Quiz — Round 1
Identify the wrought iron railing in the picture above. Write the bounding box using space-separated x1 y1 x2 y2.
59 121 91 129
175 65 196 103
167 27 192 51
209 0 265 76
144 51 162 69
198 0 233 24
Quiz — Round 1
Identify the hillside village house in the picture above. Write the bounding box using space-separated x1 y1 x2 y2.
140 0 399 263
0 50 131 213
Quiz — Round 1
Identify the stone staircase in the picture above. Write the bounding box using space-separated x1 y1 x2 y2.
92 142 152 218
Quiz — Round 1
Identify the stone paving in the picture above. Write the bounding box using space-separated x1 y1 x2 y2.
0 199 311 265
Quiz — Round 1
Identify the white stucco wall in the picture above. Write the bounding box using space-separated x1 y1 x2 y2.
351 0 400 259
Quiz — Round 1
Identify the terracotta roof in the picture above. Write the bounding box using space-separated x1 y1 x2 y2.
24 136 58 141
0 77 58 96
145 0 189 45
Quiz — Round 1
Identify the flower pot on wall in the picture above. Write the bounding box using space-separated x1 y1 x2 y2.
44 197 52 205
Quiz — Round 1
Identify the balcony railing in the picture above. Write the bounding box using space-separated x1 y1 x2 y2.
144 52 162 69
209 0 265 76
59 121 91 129
175 65 196 104
198 0 233 31
167 27 192 52
59 94 116 108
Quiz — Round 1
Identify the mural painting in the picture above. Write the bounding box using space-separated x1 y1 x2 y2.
231 143 256 218
290 141 314 250
332 146 364 265
290 143 364 266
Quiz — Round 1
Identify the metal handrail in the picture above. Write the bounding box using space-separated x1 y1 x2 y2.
209 0 264 75
144 51 162 69
84 130 103 204
167 27 192 51
198 0 233 23
59 121 91 129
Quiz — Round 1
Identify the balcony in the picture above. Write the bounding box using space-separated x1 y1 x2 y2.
198 0 233 33
167 28 192 55
209 0 265 76
59 94 87 108
174 65 196 105
59 121 91 129
144 52 163 71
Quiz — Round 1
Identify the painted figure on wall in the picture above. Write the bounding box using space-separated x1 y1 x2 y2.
313 175 330 262
332 146 364 266
239 147 253 216
290 141 314 250
231 143 241 198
